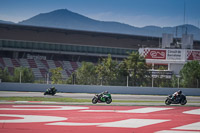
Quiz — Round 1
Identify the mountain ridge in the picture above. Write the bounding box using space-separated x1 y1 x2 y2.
1 9 200 40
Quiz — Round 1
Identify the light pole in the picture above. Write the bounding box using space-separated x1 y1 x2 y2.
127 69 133 87
152 76 154 87
47 72 49 84
177 75 180 88
19 71 21 83
127 75 129 87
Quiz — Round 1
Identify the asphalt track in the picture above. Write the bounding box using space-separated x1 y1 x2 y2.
0 104 200 133
0 91 200 106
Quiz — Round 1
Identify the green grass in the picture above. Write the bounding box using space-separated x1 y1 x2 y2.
0 97 91 102
0 97 164 103
0 97 200 103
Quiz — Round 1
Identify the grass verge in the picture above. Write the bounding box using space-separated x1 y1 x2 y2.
1 97 199 103
0 97 164 103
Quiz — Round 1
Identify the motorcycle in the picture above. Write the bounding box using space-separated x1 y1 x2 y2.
92 93 112 104
165 94 187 105
44 88 57 96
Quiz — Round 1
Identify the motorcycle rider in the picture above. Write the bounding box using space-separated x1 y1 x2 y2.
171 90 182 101
46 86 56 93
50 86 56 93
98 91 110 100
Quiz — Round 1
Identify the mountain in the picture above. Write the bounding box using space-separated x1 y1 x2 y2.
4 9 200 40
0 20 15 24
18 9 143 34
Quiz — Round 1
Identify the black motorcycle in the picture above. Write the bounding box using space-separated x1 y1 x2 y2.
92 94 112 104
44 88 57 96
165 94 187 105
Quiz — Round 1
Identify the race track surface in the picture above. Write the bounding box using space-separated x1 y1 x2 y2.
1 91 200 101
1 91 200 106
0 104 199 133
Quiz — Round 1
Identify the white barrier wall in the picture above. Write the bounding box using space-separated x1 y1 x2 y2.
0 83 200 96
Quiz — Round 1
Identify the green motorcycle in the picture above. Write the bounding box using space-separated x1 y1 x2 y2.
92 93 112 104
44 88 57 96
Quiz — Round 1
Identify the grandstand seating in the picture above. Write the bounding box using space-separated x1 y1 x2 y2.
39 68 47 78
70 61 79 70
63 61 73 70
40 60 49 69
0 57 5 67
3 58 13 67
54 60 63 68
47 60 57 69
0 57 81 80
27 59 37 68
19 59 30 68
11 59 20 67
32 68 43 78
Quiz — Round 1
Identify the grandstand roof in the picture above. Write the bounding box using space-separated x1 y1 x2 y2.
0 23 160 49
0 23 200 50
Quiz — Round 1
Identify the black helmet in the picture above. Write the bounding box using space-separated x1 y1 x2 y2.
178 90 182 95
104 91 108 94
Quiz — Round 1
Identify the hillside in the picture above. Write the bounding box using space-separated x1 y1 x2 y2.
1 9 200 40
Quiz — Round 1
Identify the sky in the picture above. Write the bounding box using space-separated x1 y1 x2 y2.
0 0 200 28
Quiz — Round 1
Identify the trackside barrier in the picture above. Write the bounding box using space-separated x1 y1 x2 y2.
0 82 200 96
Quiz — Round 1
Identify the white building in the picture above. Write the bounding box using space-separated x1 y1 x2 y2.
139 34 200 78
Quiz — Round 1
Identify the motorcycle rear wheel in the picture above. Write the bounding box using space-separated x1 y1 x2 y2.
92 98 98 104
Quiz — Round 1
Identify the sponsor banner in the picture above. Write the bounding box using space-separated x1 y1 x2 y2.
187 50 200 61
141 49 166 60
140 48 200 61
167 49 184 60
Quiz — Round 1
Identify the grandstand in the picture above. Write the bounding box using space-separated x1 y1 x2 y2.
0 23 200 80
0 57 79 79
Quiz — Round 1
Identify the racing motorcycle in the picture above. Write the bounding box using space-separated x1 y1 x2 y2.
44 88 57 96
92 93 112 104
165 94 187 105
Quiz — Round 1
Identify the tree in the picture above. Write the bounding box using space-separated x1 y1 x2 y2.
0 67 11 82
121 52 149 86
95 54 118 85
180 60 200 88
153 66 172 87
50 67 63 84
75 61 97 85
171 75 178 88
12 67 34 83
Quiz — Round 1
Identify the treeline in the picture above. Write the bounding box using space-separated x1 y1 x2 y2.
0 67 34 83
1 52 200 88
65 52 200 88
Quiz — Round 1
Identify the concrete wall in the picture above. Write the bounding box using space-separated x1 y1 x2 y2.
0 82 200 96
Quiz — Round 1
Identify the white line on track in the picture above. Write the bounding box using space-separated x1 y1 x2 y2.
47 119 170 128
173 122 200 131
0 114 67 123
156 130 200 133
0 105 89 110
183 109 200 115
80 107 173 113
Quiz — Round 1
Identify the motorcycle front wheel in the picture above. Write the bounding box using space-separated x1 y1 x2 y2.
106 98 112 104
92 97 98 104
165 99 171 105
180 99 187 105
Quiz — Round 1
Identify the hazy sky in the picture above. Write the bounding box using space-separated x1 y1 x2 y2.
0 0 200 27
